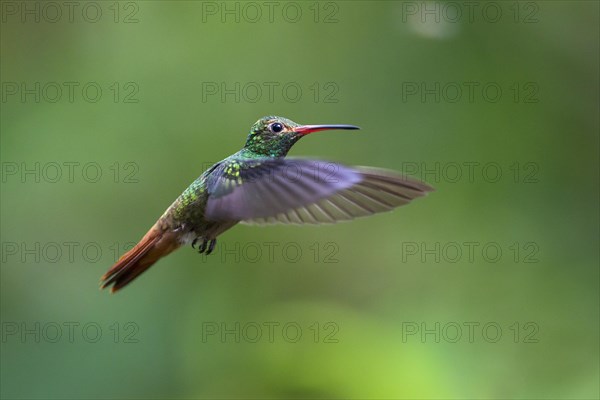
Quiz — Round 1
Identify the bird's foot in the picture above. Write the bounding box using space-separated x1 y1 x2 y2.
192 237 217 255
207 239 217 255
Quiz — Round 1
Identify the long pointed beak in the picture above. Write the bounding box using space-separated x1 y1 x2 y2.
293 124 360 136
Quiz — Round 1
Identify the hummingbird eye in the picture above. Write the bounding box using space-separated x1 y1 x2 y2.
269 122 284 133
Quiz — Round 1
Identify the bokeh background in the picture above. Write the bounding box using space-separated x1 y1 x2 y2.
1 1 598 399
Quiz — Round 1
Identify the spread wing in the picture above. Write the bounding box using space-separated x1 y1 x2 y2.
204 158 433 225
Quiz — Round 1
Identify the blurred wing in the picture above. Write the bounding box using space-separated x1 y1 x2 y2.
243 166 434 225
205 158 362 221
205 158 433 225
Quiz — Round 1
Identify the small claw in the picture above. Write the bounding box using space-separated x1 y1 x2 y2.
192 238 198 249
206 239 217 255
198 239 207 254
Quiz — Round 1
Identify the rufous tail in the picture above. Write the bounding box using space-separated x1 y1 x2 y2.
100 224 180 293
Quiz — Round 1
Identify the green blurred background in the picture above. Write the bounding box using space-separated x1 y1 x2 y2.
1 1 598 399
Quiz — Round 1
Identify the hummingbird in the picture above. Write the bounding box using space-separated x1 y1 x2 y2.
100 116 434 292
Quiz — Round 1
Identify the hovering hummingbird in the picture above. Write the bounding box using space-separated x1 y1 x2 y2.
100 116 434 292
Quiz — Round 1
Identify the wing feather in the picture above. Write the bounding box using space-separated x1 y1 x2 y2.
239 164 434 226
205 158 362 221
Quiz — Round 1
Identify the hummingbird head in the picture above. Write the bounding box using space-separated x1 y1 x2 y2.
244 116 360 158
